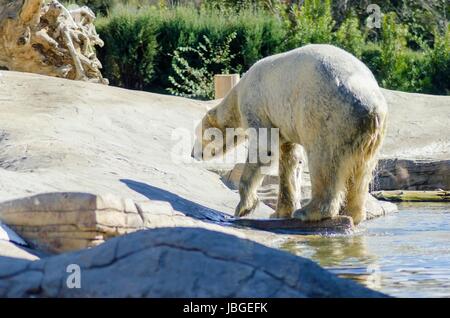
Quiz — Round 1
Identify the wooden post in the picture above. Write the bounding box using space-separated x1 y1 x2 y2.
214 74 240 99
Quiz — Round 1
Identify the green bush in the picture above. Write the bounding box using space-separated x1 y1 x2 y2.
361 44 383 79
378 13 409 89
96 11 158 90
97 6 285 91
278 0 335 50
424 26 450 94
334 12 365 58
168 32 238 99
95 3 449 96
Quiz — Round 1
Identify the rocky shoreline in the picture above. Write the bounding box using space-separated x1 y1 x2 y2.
0 71 449 297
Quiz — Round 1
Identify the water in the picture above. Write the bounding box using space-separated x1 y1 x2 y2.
278 203 450 298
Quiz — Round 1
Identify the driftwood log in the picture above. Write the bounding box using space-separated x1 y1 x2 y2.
0 0 108 84
373 190 450 202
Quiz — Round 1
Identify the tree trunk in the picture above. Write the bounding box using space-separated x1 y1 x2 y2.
0 0 108 84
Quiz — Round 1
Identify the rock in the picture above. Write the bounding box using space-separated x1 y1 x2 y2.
0 227 387 297
0 241 40 261
0 70 448 257
1 72 447 224
0 70 273 220
381 89 449 161
0 192 146 253
0 222 27 246
365 194 398 219
374 159 450 191
0 192 275 254
232 216 354 234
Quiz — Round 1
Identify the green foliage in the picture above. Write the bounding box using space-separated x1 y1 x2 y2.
95 2 449 97
334 12 365 58
168 33 238 99
423 26 450 94
361 44 383 79
96 12 158 90
202 0 273 11
278 0 335 49
379 12 409 89
97 5 285 92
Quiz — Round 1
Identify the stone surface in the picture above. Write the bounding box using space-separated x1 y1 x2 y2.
374 159 450 191
0 71 448 259
0 71 448 221
0 241 40 261
0 71 274 221
380 89 449 161
0 192 148 253
232 216 354 234
365 194 398 219
0 192 280 254
0 0 107 84
0 222 27 246
0 227 387 298
0 191 395 255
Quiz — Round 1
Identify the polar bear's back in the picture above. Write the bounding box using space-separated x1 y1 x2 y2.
236 44 387 144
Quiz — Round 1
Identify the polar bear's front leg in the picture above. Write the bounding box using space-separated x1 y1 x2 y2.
235 162 265 217
271 143 302 219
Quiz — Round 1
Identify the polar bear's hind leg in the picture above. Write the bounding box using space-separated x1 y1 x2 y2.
293 143 352 222
343 116 386 224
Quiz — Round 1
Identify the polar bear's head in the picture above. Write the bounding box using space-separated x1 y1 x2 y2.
191 107 226 161
191 90 244 161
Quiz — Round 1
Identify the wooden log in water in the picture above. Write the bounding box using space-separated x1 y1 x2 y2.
231 216 354 234
372 190 450 202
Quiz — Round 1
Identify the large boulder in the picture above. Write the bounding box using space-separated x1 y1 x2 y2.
377 89 449 191
374 159 450 191
0 227 387 297
0 192 255 254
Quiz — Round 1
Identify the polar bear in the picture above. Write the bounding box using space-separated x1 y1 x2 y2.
193 44 387 225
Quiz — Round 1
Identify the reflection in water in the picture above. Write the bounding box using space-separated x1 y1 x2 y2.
277 203 450 297
280 233 382 291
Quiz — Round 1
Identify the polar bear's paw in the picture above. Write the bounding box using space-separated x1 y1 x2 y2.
270 209 293 219
292 207 325 222
235 198 259 218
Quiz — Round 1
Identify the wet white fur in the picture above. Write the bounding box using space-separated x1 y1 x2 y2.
201 44 387 224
